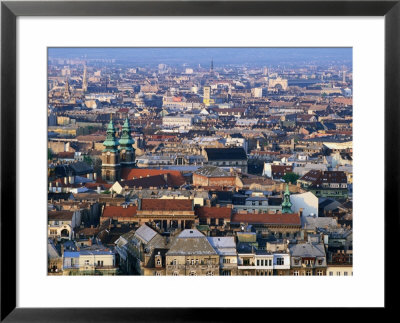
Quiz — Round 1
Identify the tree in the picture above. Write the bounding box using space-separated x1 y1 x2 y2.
48 148 53 160
282 172 300 184
83 155 93 165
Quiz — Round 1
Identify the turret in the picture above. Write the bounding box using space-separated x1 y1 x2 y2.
281 183 293 214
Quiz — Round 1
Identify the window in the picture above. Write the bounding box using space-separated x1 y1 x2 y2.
97 260 103 267
318 259 323 265
206 271 214 276
276 257 284 266
222 270 231 276
293 271 299 276
269 260 272 266
257 260 260 266
294 259 300 265
329 272 333 276
317 270 323 276
195 259 199 265
261 260 264 266
155 272 161 276
337 272 341 276
191 259 195 265
172 259 177 265
306 271 312 276
223 258 230 264
84 260 90 265
156 259 161 266
173 272 179 276
189 271 197 276
344 272 348 276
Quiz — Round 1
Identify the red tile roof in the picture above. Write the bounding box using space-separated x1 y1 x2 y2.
231 213 301 225
102 205 137 218
196 206 232 219
120 168 185 187
140 199 193 211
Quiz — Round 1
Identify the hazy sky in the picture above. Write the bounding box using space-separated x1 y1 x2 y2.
48 47 352 67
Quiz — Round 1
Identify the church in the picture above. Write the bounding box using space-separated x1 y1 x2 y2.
101 117 135 182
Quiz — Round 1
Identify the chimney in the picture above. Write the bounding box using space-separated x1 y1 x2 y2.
94 173 97 180
69 175 75 184
64 177 69 185
299 208 303 217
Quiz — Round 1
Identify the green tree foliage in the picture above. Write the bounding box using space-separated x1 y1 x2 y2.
48 148 53 160
282 172 300 184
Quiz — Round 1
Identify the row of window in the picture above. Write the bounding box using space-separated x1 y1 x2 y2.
256 259 273 267
329 271 352 276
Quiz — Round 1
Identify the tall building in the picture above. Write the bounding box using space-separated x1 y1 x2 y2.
63 78 71 99
210 58 214 74
82 64 88 92
203 86 214 106
101 117 120 182
119 118 136 170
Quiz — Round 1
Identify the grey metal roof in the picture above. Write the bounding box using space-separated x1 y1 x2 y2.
166 229 217 256
207 237 236 249
134 224 158 244
289 243 326 257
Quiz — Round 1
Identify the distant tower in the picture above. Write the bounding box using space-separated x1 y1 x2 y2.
101 116 121 182
281 183 293 214
119 118 136 170
342 70 346 83
210 58 214 75
82 64 88 92
63 78 71 99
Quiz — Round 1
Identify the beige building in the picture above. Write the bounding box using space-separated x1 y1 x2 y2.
166 229 219 276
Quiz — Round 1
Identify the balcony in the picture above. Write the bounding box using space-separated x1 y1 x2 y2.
238 263 255 270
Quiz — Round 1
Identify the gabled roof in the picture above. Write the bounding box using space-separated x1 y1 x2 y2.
166 229 217 256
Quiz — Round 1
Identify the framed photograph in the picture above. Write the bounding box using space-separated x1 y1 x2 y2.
1 0 398 321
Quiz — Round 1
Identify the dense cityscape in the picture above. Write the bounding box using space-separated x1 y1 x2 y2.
47 48 353 276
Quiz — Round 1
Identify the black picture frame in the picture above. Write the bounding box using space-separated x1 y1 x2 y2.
1 0 398 321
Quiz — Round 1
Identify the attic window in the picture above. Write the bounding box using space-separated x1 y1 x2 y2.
190 230 193 234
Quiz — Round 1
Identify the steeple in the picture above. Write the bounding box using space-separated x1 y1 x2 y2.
119 118 135 150
210 58 214 74
101 117 121 182
281 183 293 214
102 118 119 152
119 118 136 168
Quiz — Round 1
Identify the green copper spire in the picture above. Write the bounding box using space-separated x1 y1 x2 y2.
119 118 135 150
282 183 293 213
102 118 119 152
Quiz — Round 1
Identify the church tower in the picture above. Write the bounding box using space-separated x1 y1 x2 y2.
101 117 121 182
281 183 293 214
119 118 136 169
